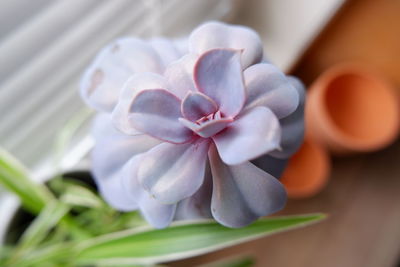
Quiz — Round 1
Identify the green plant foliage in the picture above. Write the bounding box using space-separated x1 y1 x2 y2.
0 148 53 214
59 180 104 209
0 147 326 266
18 201 69 250
76 214 325 266
199 256 255 267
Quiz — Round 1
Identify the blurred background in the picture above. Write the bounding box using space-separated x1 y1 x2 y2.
0 0 399 266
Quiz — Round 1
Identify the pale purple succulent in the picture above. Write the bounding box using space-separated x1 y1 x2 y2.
80 37 187 112
81 21 305 228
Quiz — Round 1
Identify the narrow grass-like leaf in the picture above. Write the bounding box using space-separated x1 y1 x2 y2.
60 182 103 208
0 246 13 263
5 243 74 267
53 108 93 169
76 214 326 266
0 148 53 213
18 201 69 250
200 256 255 267
0 149 92 242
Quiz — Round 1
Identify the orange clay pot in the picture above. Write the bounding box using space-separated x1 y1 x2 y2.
280 135 331 199
305 63 400 154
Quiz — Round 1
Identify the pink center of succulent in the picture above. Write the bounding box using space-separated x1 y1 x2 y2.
195 110 221 125
179 93 234 139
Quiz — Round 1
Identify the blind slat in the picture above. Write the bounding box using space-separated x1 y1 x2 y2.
0 0 51 39
0 0 239 169
0 0 99 81
0 0 142 135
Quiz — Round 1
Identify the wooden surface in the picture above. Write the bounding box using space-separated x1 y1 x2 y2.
172 144 400 267
172 0 400 266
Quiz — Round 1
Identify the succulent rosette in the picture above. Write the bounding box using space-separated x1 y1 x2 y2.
80 22 305 228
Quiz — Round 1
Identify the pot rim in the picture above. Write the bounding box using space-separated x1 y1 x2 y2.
307 62 400 152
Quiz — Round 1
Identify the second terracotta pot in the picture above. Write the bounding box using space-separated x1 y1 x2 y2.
280 135 330 199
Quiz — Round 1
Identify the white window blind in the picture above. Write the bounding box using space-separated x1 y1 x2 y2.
0 0 240 176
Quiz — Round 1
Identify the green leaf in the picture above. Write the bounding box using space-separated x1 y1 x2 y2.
0 149 92 241
0 148 53 214
6 243 74 267
0 246 13 262
18 201 70 250
76 214 326 266
200 256 255 267
60 182 103 209
53 108 93 170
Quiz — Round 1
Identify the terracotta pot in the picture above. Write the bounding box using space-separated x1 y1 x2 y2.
280 135 331 199
306 63 400 154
